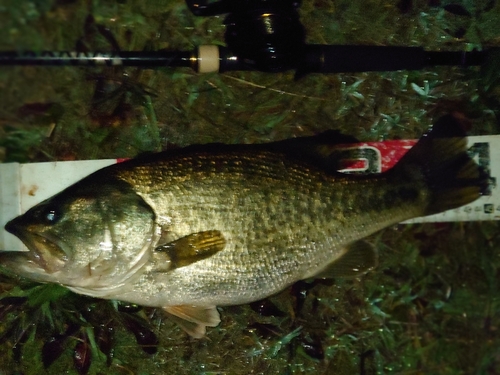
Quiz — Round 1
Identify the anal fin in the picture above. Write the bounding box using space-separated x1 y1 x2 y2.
314 240 378 279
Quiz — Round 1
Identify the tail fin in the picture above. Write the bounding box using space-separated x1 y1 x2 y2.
393 114 489 216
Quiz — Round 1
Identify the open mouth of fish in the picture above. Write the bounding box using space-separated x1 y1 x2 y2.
4 221 67 274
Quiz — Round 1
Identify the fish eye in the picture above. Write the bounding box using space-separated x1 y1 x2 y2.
38 205 62 225
45 210 57 222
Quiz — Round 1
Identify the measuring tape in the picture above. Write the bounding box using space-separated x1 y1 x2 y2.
1 135 498 252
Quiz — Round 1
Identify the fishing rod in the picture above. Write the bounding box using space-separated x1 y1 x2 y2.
0 0 496 77
0 46 491 74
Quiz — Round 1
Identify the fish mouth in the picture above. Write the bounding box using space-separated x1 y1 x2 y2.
5 220 68 274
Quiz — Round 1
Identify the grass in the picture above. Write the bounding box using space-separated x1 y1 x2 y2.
0 0 499 374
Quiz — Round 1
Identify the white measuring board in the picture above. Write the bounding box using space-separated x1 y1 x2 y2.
0 135 498 252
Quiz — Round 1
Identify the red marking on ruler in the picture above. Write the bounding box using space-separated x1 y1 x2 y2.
336 140 417 173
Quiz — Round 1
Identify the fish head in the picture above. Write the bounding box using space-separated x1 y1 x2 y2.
2 179 158 296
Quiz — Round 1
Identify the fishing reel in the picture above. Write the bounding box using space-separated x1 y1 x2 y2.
186 0 305 72
184 0 493 77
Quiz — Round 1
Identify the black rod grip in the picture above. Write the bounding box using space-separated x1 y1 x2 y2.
301 45 427 73
425 50 487 66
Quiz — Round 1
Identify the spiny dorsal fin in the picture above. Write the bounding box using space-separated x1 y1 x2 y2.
155 230 226 269
163 305 221 338
314 240 378 279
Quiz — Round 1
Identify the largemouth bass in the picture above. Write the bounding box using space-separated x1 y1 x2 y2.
1 115 488 337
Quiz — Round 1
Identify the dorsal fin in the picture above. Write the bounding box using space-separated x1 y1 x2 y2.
264 130 359 171
120 130 359 174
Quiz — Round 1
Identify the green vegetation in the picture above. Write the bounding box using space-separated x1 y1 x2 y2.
0 0 499 374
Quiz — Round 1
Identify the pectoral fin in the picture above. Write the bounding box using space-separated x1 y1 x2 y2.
155 230 226 269
163 305 221 338
314 240 378 279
